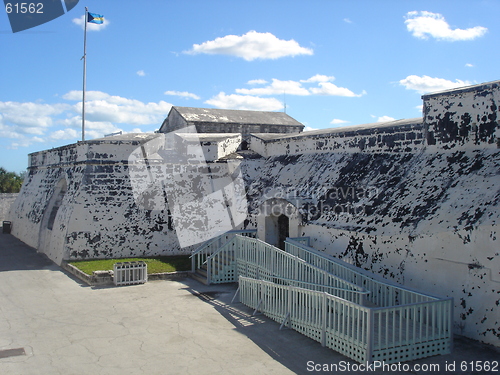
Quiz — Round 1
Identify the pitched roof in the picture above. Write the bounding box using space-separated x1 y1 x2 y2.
171 106 303 126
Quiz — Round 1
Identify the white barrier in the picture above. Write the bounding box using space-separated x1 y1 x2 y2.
113 261 148 286
239 276 453 364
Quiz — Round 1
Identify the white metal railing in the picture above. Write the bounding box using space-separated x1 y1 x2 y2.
232 236 367 304
200 235 367 303
238 276 453 365
113 261 147 286
190 229 257 278
284 238 440 307
190 233 452 364
287 236 310 246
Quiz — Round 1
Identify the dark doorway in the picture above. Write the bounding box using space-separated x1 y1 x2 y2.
277 214 289 250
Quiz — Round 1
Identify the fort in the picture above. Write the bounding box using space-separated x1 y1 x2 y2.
8 79 500 348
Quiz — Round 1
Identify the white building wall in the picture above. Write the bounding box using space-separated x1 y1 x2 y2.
9 80 500 346
0 193 18 224
245 81 500 346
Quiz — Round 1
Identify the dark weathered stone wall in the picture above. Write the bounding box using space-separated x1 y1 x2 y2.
160 107 303 136
0 193 18 223
193 122 303 135
247 149 499 236
424 81 499 150
10 136 184 264
245 82 500 346
160 107 186 133
9 81 500 346
247 146 499 346
254 119 424 157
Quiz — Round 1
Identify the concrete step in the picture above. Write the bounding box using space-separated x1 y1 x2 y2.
190 271 209 285
197 267 208 278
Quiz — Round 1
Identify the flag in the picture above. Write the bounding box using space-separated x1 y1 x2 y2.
87 12 104 24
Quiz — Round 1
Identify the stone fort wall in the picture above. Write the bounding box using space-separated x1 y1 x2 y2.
250 118 424 157
8 80 500 346
246 80 500 346
11 135 185 264
0 193 18 224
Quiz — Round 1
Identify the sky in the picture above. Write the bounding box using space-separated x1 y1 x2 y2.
1 0 499 173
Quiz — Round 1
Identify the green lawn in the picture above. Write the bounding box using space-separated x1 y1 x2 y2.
69 255 191 275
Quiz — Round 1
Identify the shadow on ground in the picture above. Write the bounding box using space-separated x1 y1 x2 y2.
1 230 498 375
181 281 500 375
0 233 53 272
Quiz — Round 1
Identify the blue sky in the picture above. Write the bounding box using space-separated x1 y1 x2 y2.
1 0 499 173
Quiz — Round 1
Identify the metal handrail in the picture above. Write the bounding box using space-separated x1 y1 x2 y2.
238 275 453 365
189 236 221 259
284 237 446 305
190 229 257 258
262 275 372 298
190 229 257 280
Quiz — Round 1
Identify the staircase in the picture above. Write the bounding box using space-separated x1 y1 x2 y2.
190 232 453 365
190 229 256 285
191 253 236 285
190 263 209 285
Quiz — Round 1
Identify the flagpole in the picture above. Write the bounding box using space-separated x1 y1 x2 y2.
82 7 88 141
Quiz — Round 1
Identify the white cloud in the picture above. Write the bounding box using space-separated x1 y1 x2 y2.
399 75 471 94
0 101 69 132
330 119 349 125
465 63 474 68
164 91 201 100
0 92 173 148
8 137 44 150
82 100 171 125
310 82 365 97
303 126 319 132
50 128 79 140
236 75 364 97
137 70 146 77
300 74 335 83
205 92 283 111
377 116 396 122
247 79 268 85
64 91 173 125
343 18 352 24
405 11 487 41
72 15 110 31
184 30 313 61
236 79 310 96
63 90 109 101
85 120 121 133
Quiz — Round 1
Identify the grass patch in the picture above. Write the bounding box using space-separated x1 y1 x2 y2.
69 255 191 276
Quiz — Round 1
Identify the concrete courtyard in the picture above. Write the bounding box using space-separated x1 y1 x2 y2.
0 231 498 375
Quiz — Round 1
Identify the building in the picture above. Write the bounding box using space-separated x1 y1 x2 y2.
8 80 500 346
159 106 304 149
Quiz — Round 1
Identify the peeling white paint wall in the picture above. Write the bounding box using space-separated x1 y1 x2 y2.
9 80 500 346
10 136 186 264
0 193 18 223
252 118 424 157
245 81 500 346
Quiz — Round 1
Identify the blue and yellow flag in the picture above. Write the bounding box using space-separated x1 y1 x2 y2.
87 12 104 24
